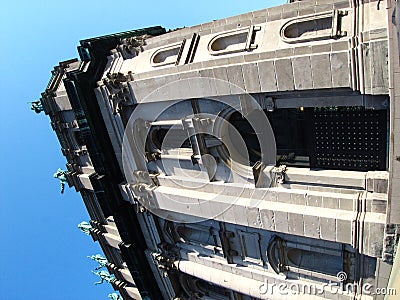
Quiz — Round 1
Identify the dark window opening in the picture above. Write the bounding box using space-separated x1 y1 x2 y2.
227 109 310 168
228 111 262 166
149 127 192 151
74 130 86 146
265 108 310 167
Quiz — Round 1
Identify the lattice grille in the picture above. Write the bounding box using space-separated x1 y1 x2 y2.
309 107 387 171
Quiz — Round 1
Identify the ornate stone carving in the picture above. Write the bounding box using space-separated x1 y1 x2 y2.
383 224 400 263
103 73 131 114
272 165 287 185
130 171 158 209
152 244 179 277
118 34 152 58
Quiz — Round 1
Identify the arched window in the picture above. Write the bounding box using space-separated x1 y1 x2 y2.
280 10 347 44
150 41 185 66
179 274 231 300
175 224 218 247
267 235 344 280
286 248 342 276
208 26 260 56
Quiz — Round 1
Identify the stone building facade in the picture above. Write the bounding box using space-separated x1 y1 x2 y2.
39 0 400 299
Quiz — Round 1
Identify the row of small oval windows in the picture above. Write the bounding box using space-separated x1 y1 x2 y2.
151 10 347 66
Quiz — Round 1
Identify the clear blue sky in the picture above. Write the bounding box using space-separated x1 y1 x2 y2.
0 1 284 299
